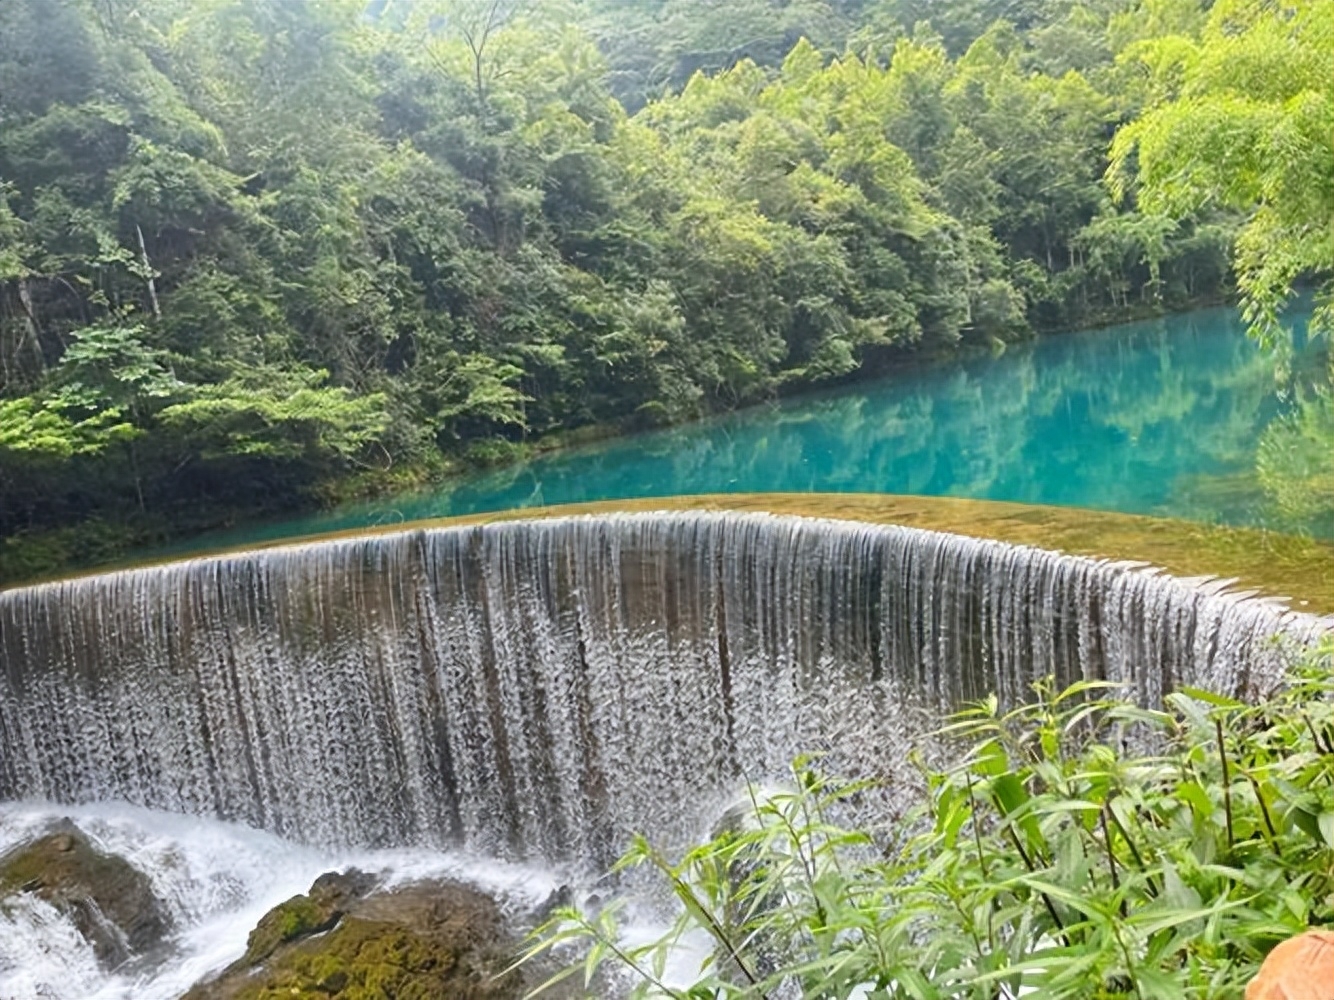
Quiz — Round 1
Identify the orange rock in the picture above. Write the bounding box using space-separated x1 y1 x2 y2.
1246 930 1334 1000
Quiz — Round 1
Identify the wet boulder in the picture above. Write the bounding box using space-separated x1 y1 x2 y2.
183 871 525 1000
238 868 380 968
0 819 172 969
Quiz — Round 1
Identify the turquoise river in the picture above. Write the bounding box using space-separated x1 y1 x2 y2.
179 302 1330 552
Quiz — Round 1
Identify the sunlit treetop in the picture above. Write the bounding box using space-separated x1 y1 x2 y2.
1109 0 1334 346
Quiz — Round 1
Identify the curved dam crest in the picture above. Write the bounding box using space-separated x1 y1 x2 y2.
0 512 1327 869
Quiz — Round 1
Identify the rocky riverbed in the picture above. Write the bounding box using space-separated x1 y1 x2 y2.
0 805 586 999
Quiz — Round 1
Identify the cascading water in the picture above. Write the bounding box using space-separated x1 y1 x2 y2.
1 512 1327 872
0 801 567 999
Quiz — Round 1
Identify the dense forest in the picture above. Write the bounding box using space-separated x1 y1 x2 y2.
0 0 1328 579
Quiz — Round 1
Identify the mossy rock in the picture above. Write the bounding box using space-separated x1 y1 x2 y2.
183 873 524 1000
0 818 172 969
240 869 380 967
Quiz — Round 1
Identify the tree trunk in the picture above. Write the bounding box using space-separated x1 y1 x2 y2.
137 224 162 320
17 277 45 373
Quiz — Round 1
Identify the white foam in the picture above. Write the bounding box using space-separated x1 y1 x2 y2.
0 802 565 1000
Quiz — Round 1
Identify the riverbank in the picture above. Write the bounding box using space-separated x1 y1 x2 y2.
0 301 1312 589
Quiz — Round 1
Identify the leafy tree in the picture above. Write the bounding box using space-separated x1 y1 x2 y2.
1109 0 1334 345
0 396 131 459
158 366 388 461
0 0 1305 580
47 323 182 421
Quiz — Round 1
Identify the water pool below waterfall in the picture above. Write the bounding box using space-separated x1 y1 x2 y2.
0 802 569 999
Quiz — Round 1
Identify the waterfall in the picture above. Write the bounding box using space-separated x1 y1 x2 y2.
0 513 1327 868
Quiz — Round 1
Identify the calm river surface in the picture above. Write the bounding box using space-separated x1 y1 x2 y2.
185 303 1330 551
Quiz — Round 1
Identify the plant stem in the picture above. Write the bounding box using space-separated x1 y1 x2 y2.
1302 713 1334 755
650 846 771 998
1105 797 1159 899
1100 806 1128 919
1245 772 1281 856
1003 825 1069 945
1215 718 1234 850
964 770 995 951
551 911 690 1000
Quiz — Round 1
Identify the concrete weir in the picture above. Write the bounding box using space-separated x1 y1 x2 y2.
0 511 1328 869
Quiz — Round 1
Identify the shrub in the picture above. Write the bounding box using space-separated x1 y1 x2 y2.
525 638 1334 999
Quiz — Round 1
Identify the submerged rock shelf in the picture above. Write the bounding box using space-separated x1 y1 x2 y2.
343 493 1334 614
33 493 1332 613
1 512 1326 870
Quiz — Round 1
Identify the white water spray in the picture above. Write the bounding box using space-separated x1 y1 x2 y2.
0 802 565 1000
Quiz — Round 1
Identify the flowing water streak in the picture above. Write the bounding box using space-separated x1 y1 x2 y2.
0 512 1327 868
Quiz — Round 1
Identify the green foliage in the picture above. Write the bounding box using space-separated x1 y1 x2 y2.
157 367 389 461
1109 0 1334 346
410 352 529 443
0 0 1310 580
48 323 183 418
0 397 132 458
526 640 1334 998
0 519 142 584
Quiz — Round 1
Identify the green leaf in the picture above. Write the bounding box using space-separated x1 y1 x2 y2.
1318 812 1334 850
1176 780 1214 820
1288 806 1323 845
1134 965 1190 1000
1177 686 1246 710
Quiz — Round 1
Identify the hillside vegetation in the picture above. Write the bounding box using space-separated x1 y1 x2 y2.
0 0 1328 578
